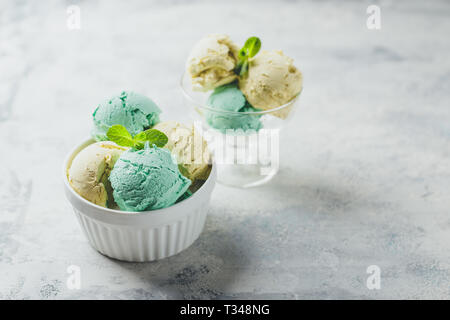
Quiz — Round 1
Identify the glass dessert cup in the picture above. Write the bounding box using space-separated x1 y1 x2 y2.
180 72 301 188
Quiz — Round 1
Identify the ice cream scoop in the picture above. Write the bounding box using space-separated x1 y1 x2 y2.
186 34 240 91
206 83 262 133
92 91 161 141
206 105 262 134
207 83 246 112
239 50 302 118
68 141 127 207
153 121 212 182
109 145 191 211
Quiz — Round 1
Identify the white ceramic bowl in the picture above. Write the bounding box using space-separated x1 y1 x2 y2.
63 138 216 262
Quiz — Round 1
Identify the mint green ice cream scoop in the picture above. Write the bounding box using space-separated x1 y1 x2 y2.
207 83 246 112
206 83 262 133
109 145 191 211
92 91 161 141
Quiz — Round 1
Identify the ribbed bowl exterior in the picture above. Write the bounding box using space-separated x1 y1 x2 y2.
64 138 216 262
72 205 207 262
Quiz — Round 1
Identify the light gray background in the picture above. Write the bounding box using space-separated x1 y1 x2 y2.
0 0 449 299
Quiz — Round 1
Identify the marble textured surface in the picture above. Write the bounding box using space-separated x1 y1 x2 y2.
0 0 449 299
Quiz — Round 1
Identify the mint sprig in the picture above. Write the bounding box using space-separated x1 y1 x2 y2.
107 125 168 149
235 36 261 77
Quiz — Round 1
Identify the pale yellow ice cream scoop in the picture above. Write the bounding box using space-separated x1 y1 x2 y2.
239 50 303 118
186 34 240 91
68 141 127 207
153 121 211 182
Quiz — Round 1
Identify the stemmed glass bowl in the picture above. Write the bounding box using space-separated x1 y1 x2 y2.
180 72 301 188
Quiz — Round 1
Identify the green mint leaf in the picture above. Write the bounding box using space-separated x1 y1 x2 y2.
132 141 145 149
239 47 247 59
239 60 249 77
134 129 168 148
234 60 243 75
133 131 147 143
235 36 261 76
106 125 134 147
244 36 261 58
